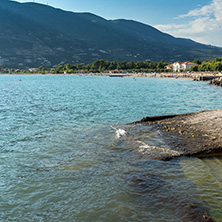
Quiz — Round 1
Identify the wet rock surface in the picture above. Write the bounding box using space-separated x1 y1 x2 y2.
210 77 222 86
133 109 222 160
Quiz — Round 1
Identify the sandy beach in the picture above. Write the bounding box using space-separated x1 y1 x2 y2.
1 72 222 81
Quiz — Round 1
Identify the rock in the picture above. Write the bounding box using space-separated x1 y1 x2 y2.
210 77 222 86
133 109 222 160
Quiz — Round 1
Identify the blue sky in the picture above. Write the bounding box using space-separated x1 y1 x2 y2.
15 0 222 47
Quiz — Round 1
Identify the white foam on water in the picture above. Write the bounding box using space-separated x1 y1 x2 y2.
115 129 126 138
137 141 180 157
110 126 127 138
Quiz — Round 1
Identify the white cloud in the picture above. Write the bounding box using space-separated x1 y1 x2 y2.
178 5 213 18
155 0 222 47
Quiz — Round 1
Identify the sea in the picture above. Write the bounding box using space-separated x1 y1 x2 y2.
0 75 222 222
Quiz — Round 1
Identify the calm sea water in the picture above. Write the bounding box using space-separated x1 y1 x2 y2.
0 75 222 222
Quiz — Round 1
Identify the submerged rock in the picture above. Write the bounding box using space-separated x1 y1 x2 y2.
182 203 215 222
129 173 215 222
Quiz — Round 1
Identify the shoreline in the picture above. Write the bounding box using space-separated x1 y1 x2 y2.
133 109 222 161
1 72 222 80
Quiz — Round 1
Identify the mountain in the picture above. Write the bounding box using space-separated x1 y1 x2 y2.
0 0 222 68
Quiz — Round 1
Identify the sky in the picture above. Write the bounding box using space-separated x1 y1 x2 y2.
15 0 222 47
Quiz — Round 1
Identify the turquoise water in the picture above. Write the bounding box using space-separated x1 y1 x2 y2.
0 75 222 221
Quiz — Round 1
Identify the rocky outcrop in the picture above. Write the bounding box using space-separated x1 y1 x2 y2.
210 77 222 86
133 110 222 160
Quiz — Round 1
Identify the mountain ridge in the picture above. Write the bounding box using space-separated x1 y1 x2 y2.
0 0 222 68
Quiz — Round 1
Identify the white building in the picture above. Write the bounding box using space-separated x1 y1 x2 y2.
166 61 197 72
181 62 198 71
165 64 173 70
173 61 183 72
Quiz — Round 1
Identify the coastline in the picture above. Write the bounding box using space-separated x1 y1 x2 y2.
1 72 222 80
1 72 220 221
133 109 222 160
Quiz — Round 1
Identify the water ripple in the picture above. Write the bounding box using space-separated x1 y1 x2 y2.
0 75 221 221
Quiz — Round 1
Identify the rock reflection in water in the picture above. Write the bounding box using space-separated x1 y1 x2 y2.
127 169 213 222
181 157 222 221
115 124 215 221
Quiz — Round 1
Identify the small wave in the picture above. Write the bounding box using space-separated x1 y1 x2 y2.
110 126 127 138
137 141 181 158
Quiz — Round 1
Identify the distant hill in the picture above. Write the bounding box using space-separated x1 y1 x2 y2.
0 0 222 68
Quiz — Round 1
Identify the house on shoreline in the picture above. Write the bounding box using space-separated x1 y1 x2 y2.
166 61 197 72
109 69 128 74
109 69 120 74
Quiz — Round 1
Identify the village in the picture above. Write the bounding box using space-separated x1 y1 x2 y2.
165 61 198 72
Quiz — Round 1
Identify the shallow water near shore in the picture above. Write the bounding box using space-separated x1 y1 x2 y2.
0 75 222 221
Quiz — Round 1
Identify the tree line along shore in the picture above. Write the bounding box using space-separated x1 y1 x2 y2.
0 58 222 75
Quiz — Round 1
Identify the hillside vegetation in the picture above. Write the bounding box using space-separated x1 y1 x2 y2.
0 0 222 68
1 58 222 74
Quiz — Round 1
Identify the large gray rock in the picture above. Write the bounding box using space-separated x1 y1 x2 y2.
133 110 222 160
210 77 222 86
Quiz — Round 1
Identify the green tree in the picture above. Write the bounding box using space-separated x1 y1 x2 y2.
157 59 167 69
55 64 63 73
214 62 222 71
76 64 83 70
0 65 3 73
214 58 222 62
117 61 127 70
135 61 145 69
99 65 105 73
127 61 136 69
191 65 199 72
64 63 75 73
193 59 201 65
38 66 44 73
108 61 117 70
